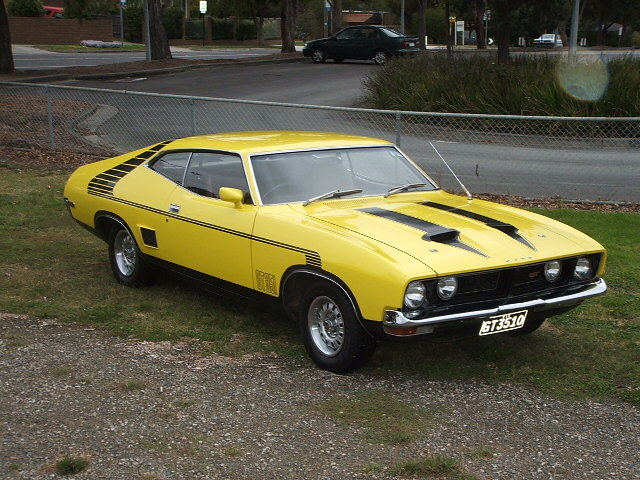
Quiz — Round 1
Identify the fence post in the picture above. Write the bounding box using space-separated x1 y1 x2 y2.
190 98 196 136
395 111 402 147
46 86 55 149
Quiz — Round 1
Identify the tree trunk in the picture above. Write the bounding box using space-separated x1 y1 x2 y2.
0 0 15 73
280 0 297 53
445 0 452 59
255 16 265 46
148 0 172 60
417 0 426 50
472 1 485 49
331 0 342 35
496 25 510 63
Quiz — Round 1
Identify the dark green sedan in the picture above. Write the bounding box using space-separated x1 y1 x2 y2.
302 25 420 65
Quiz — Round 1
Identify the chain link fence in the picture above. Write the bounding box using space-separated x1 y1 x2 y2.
1 81 638 203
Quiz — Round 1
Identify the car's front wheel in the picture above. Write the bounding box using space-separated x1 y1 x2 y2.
108 226 154 286
373 49 389 65
311 47 327 63
299 282 376 373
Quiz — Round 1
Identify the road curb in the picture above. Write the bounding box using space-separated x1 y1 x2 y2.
5 55 308 84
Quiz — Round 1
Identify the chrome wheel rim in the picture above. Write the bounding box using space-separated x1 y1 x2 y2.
308 296 344 357
374 51 387 64
312 49 324 62
114 230 136 277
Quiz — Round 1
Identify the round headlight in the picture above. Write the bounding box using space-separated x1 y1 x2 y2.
544 260 562 282
404 281 426 309
574 257 592 281
436 276 458 300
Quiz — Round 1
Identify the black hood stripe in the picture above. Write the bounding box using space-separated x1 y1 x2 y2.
360 207 488 257
421 202 536 250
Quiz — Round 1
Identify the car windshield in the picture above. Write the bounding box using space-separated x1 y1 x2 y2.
250 146 436 205
541 34 555 39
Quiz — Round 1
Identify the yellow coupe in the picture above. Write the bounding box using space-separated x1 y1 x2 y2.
64 131 607 373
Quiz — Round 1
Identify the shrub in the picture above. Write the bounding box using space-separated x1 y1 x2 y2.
55 456 89 476
363 53 640 117
237 20 257 41
123 5 143 43
163 6 183 39
7 0 43 17
211 18 233 40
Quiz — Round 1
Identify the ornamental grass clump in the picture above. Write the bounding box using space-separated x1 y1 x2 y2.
363 53 640 117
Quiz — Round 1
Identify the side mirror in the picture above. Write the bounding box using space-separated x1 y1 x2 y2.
219 187 244 208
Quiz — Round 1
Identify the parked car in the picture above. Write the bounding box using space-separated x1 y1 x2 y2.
42 6 63 17
302 25 419 65
64 131 607 373
534 33 563 47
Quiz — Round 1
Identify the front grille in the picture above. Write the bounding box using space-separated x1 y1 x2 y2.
419 254 602 315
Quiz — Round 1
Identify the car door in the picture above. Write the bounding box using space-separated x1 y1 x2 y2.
327 27 358 59
150 150 257 289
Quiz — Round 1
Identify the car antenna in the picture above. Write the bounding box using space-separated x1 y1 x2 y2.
428 141 472 201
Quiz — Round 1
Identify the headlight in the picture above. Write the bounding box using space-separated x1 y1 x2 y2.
404 281 426 309
574 257 592 281
436 276 457 300
544 260 562 282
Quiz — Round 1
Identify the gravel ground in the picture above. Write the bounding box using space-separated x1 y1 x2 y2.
1 313 638 480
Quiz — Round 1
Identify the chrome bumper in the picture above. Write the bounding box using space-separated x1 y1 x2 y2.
383 278 607 332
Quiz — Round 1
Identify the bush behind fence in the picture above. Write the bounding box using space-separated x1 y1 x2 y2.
0 82 638 203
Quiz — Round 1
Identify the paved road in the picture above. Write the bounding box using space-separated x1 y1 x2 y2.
11 45 282 70
65 60 374 107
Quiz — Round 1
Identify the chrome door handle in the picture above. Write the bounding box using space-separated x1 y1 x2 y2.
169 204 181 213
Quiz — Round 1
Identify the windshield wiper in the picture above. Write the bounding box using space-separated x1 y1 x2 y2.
384 183 428 198
303 189 363 206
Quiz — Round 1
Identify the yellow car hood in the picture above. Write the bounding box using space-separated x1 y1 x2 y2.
300 191 604 276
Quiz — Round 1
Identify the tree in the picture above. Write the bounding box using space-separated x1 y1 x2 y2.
7 0 42 16
0 0 15 73
146 0 172 60
280 0 298 53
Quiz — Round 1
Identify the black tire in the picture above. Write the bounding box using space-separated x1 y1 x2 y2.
509 315 546 335
299 282 376 373
373 49 389 65
311 47 326 63
108 225 154 286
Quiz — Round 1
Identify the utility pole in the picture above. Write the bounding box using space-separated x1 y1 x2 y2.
569 0 580 62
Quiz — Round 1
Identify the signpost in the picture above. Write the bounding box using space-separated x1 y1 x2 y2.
200 1 207 47
119 0 126 48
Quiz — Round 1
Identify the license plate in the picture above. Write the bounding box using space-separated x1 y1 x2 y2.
408 42 415 47
479 310 528 336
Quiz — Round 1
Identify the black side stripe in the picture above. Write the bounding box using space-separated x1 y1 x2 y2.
87 141 173 196
421 202 536 250
360 207 487 257
89 191 322 268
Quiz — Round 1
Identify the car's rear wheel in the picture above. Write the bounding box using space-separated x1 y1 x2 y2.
373 49 389 65
108 226 154 286
299 282 376 373
311 47 326 63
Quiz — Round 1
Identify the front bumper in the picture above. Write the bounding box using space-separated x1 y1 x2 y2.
383 278 606 336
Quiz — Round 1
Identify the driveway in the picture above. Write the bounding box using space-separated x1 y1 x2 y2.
1 314 638 479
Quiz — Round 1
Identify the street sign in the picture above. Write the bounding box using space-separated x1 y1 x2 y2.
120 0 126 6
199 1 207 14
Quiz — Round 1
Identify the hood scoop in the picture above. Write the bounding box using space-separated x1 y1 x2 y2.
421 202 536 250
360 207 488 257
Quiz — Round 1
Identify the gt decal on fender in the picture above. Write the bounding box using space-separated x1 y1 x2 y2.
479 310 528 335
256 270 277 295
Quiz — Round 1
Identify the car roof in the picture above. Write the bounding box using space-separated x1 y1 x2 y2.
164 131 392 155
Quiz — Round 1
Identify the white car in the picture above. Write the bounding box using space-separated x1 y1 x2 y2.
534 34 563 47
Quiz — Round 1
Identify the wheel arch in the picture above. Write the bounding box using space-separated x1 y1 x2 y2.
280 266 372 334
94 211 130 242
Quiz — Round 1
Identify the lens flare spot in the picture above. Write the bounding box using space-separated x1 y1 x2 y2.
557 58 609 101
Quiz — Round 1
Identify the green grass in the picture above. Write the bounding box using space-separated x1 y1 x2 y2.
313 390 432 444
0 166 638 405
391 455 477 479
55 456 89 475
